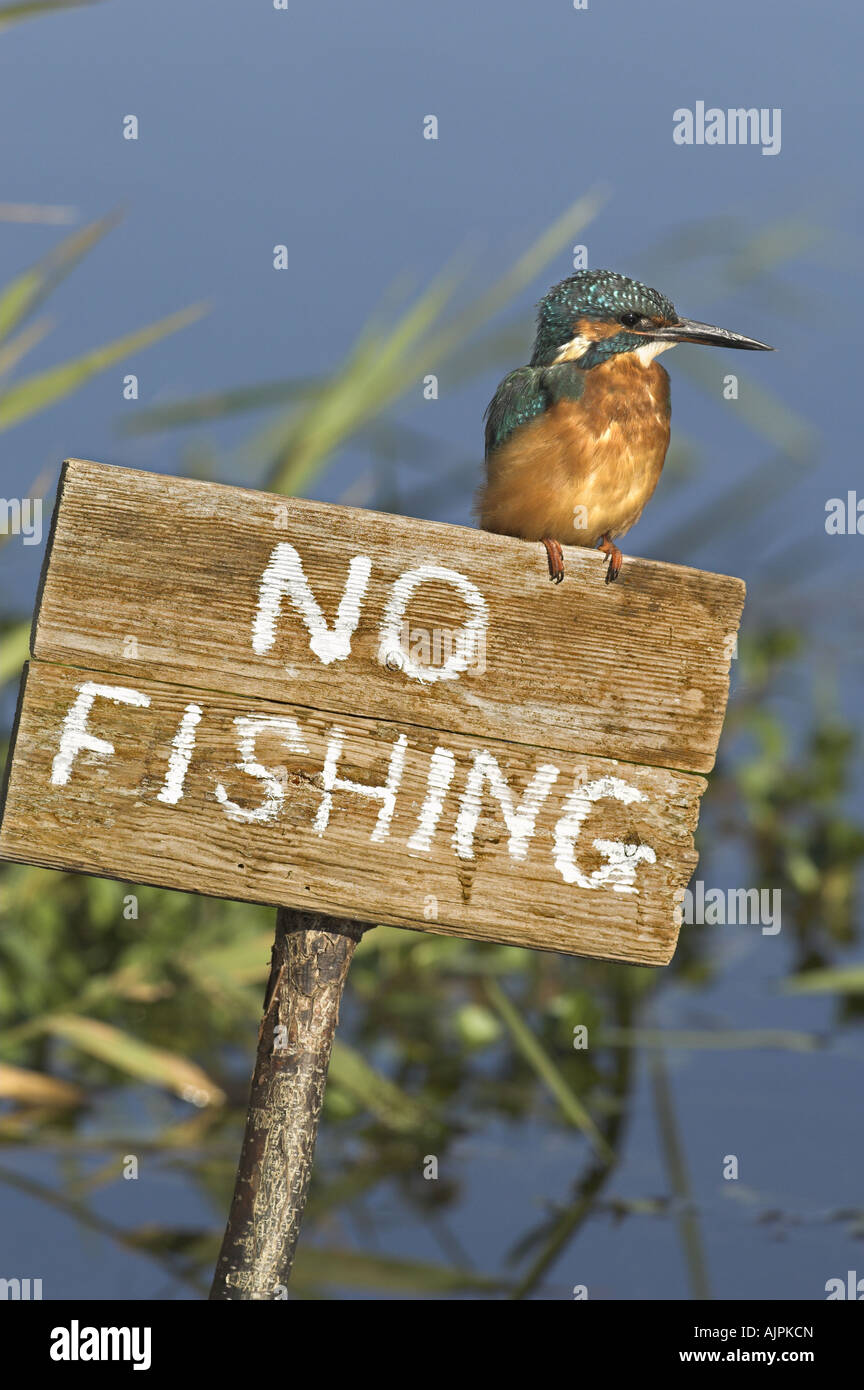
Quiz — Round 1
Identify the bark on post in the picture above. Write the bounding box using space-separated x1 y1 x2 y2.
209 908 367 1300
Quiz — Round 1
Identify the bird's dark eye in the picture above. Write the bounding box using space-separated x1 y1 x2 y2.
619 311 642 328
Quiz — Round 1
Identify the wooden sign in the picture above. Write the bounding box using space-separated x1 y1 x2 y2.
0 459 744 965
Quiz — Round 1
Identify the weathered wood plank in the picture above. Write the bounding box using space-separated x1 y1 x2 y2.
0 660 707 964
30 459 744 775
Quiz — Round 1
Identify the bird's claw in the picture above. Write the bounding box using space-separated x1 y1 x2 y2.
598 535 623 584
542 537 565 584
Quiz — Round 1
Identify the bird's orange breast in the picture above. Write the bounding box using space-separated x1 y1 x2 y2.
480 355 671 547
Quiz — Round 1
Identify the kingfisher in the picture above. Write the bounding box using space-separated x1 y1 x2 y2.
478 269 773 583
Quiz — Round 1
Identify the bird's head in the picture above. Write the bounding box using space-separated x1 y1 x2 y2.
530 269 773 369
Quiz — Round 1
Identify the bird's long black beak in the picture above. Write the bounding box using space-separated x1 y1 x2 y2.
653 317 774 351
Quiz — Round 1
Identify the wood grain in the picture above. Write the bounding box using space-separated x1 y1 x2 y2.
30 459 744 775
0 661 707 964
0 458 747 964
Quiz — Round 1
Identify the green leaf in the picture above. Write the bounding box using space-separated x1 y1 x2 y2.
0 210 120 344
484 978 613 1161
0 1061 84 1107
0 202 76 225
600 1027 822 1052
292 1246 506 1294
0 621 31 685
0 302 207 433
109 190 603 497
0 316 53 379
35 1013 226 1106
417 188 608 369
119 377 324 435
0 0 101 29
262 190 605 495
649 1046 711 1300
193 931 274 985
455 1001 502 1048
782 966 864 995
328 1040 436 1133
267 263 464 495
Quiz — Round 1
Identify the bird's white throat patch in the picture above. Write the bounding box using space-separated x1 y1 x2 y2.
632 339 675 366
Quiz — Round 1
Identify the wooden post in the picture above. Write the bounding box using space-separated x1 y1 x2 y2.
210 909 366 1300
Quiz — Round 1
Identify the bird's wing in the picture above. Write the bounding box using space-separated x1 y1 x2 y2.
483 367 543 459
484 364 586 459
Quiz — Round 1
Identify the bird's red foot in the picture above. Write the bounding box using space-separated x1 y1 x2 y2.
597 534 623 584
542 536 565 584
